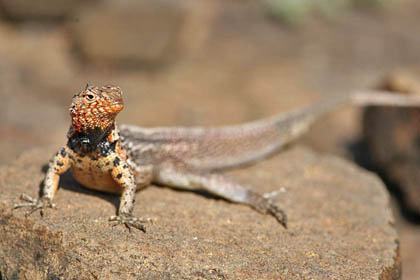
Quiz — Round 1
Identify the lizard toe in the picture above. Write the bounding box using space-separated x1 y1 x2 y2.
13 194 55 217
109 214 151 233
267 203 287 229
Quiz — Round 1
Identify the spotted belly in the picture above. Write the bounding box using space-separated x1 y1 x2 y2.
71 157 123 194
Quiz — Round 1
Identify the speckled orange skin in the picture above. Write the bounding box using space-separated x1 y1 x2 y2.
69 85 123 134
29 85 150 231
65 85 135 194
69 140 127 194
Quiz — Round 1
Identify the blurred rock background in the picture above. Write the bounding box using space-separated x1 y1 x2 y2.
0 0 419 278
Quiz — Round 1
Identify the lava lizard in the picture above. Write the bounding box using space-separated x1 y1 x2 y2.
13 85 420 231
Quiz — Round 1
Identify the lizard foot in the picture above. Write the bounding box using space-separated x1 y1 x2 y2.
266 203 287 229
109 214 151 233
13 193 56 217
250 193 287 228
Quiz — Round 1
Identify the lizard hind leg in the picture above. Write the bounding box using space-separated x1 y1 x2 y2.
154 161 287 228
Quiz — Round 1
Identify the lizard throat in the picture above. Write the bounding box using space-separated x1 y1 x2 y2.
67 125 115 155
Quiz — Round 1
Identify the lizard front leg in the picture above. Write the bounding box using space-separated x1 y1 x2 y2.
14 146 71 216
154 160 287 228
108 158 154 232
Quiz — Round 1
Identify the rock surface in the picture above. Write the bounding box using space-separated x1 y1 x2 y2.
71 0 187 66
0 0 82 20
0 147 400 279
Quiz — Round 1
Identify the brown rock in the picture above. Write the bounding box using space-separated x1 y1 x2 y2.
71 0 187 66
0 24 77 92
363 72 420 214
0 24 76 164
0 147 400 279
0 0 83 20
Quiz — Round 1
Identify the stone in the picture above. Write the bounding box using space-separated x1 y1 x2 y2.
0 0 82 20
71 0 187 66
0 23 77 164
0 147 400 279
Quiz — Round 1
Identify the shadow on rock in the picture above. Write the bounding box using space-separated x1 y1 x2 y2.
39 163 121 212
350 140 420 225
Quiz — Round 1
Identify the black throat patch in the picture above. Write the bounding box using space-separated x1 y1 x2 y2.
67 126 116 157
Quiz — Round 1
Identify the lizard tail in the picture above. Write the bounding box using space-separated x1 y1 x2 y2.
120 90 420 171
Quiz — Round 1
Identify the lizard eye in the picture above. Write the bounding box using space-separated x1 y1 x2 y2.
86 93 95 100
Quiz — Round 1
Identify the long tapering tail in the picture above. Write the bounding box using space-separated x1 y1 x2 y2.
120 90 420 170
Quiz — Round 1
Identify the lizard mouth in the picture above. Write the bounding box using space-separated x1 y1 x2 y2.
110 102 123 113
106 95 124 113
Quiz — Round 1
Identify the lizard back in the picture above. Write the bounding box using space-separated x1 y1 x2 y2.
119 95 347 170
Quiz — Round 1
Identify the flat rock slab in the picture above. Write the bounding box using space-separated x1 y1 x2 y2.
0 147 399 279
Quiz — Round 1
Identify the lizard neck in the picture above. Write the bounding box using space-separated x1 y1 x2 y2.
67 122 119 157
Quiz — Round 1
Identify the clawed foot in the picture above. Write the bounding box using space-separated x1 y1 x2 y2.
109 214 151 232
250 193 287 228
266 203 287 229
13 193 56 217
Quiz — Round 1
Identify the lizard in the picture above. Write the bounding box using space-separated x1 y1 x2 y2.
13 84 420 232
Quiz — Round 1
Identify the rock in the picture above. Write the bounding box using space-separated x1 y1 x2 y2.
71 0 187 66
0 24 76 164
363 72 420 215
0 147 400 279
0 24 77 92
0 0 83 20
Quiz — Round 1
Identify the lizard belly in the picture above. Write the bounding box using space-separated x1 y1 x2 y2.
71 162 123 194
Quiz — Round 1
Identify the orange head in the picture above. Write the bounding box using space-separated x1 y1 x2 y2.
69 84 124 133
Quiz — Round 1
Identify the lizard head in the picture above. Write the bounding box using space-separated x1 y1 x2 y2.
69 84 124 135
